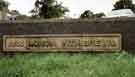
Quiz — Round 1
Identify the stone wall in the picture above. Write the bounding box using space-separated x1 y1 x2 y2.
0 18 135 52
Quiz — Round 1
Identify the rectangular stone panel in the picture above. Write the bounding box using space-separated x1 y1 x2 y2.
3 34 121 52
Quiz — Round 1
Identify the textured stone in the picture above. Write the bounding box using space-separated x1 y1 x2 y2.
0 18 135 52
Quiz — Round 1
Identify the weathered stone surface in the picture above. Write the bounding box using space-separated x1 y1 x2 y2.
0 18 135 52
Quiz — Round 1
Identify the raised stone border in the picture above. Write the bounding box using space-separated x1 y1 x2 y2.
3 34 121 52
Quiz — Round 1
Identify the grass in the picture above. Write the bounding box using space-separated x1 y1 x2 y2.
0 51 135 77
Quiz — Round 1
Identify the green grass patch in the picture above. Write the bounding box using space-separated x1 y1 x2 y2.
0 51 135 77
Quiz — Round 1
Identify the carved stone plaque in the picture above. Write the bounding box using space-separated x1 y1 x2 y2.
3 34 121 52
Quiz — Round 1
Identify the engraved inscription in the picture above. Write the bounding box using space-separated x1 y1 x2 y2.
3 34 121 52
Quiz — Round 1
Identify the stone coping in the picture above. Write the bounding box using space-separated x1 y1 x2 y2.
0 17 135 23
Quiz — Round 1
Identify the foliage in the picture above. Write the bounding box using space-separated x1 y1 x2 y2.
29 9 39 18
113 0 135 12
94 13 105 18
80 10 105 19
0 0 8 11
80 10 94 19
31 0 69 19
0 52 135 77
